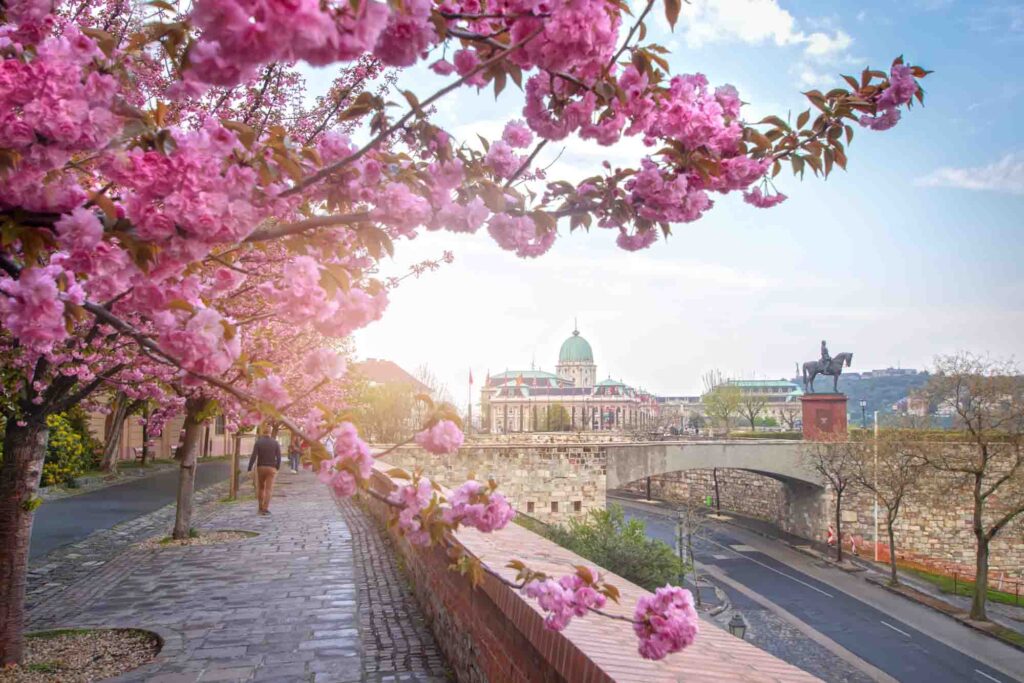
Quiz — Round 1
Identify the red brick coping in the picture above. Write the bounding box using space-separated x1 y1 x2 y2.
361 463 819 682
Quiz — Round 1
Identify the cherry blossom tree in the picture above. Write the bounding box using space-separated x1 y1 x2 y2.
0 0 930 665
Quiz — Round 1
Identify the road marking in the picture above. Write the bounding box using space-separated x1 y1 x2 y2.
703 536 834 598
880 620 911 638
729 544 757 552
975 669 1002 683
702 565 899 683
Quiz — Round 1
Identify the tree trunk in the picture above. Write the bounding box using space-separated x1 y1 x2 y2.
172 398 207 540
887 520 899 586
645 476 651 501
140 406 150 466
229 433 241 501
100 392 130 473
0 420 49 665
971 535 989 621
835 489 844 563
713 467 721 514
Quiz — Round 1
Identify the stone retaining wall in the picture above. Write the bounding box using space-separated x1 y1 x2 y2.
377 444 607 524
620 465 1024 582
359 463 819 683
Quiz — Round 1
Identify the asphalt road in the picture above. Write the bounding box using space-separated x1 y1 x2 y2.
622 503 1020 683
30 460 232 560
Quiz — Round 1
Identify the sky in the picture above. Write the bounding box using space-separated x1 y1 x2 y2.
307 0 1024 402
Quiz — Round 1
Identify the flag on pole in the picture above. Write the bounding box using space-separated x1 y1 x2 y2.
469 368 473 385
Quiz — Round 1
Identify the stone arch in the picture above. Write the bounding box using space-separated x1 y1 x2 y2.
605 441 826 539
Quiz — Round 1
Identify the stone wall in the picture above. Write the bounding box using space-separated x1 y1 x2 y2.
622 469 787 526
377 444 608 524
619 457 1024 582
839 461 1024 583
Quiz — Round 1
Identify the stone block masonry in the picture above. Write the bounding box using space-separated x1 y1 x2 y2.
378 443 608 524
622 462 1024 583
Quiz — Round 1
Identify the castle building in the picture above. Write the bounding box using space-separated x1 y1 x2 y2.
481 327 656 433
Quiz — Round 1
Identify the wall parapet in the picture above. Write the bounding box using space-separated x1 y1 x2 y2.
359 463 820 682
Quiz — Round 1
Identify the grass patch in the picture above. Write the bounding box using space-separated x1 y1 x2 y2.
901 566 1022 608
26 661 63 673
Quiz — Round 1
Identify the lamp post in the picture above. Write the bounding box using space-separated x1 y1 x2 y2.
727 613 747 639
873 410 879 562
859 399 867 429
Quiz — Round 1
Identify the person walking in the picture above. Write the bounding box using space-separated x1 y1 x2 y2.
287 434 302 474
247 426 281 515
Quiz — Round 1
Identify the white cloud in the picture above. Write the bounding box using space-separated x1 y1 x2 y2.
916 153 1024 196
678 0 853 61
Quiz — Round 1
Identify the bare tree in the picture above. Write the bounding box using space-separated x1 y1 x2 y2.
920 353 1024 620
415 364 454 405
702 370 741 436
851 430 926 586
779 407 799 431
805 438 857 562
738 389 769 432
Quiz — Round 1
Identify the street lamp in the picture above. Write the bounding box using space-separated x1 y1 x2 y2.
859 399 867 429
727 613 747 639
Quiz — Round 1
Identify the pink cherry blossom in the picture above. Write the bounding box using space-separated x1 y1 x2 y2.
632 585 699 660
303 347 348 381
443 480 515 532
502 120 534 149
414 419 464 454
523 569 607 631
388 479 434 545
54 207 103 253
253 374 291 408
743 187 788 208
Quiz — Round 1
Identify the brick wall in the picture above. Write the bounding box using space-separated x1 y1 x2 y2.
359 463 820 683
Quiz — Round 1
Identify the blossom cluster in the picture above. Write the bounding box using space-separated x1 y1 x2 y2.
632 585 699 660
317 422 375 497
414 419 465 454
522 568 609 631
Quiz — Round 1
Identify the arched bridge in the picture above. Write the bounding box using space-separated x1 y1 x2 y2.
604 440 821 489
603 440 826 538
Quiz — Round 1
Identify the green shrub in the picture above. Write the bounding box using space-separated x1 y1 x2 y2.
544 505 684 591
64 406 102 470
41 414 87 487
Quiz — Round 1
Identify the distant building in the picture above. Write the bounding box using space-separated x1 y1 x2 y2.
481 326 656 433
351 358 431 394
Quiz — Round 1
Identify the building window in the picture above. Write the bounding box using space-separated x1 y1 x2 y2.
551 501 558 513
527 502 535 514
215 415 225 435
573 501 582 512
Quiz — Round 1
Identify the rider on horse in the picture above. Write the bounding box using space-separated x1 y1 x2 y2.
820 340 831 370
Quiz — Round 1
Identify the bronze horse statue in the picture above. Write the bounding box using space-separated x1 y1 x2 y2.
803 352 853 393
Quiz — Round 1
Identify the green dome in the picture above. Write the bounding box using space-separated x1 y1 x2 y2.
559 329 593 363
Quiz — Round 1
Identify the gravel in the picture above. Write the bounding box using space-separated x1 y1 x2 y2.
0 628 159 682
137 529 257 550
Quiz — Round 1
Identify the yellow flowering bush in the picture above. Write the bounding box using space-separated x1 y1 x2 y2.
42 413 87 487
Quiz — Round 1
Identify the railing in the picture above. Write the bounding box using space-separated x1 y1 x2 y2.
952 572 1021 607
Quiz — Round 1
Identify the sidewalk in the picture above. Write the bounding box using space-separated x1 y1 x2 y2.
28 472 449 682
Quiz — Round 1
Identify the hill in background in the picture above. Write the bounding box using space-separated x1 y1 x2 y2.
791 372 930 423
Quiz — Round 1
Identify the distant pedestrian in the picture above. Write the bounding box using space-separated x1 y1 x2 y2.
248 425 281 515
287 435 302 473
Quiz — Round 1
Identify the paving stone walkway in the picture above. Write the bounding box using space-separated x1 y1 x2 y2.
28 472 449 682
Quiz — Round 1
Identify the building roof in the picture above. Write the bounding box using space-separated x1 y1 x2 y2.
728 379 802 388
558 328 594 363
351 359 430 394
596 378 627 387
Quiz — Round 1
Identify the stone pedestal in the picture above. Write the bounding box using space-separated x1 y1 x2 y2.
800 394 848 440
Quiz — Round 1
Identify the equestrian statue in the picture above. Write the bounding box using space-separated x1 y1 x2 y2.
802 340 853 393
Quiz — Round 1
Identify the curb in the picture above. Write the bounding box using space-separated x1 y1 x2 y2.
865 576 1024 655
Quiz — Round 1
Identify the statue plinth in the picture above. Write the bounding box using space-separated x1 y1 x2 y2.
800 394 848 440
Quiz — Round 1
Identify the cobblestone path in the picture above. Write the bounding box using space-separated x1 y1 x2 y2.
27 472 449 682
